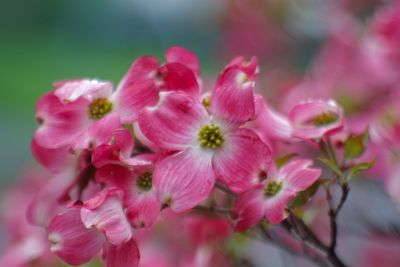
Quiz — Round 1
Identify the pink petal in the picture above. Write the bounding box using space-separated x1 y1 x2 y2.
102 238 140 267
81 189 133 245
255 102 293 141
27 172 74 227
279 159 321 192
154 148 215 212
289 100 344 139
165 46 200 76
264 190 296 224
95 164 134 188
114 56 160 123
211 67 256 124
213 128 272 193
138 91 209 151
232 185 265 231
48 208 104 266
34 92 90 148
31 139 75 173
158 62 200 96
92 128 134 168
278 159 313 178
126 193 161 228
54 79 113 102
73 113 121 151
224 56 259 80
95 165 160 228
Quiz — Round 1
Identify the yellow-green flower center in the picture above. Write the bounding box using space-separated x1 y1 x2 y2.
309 112 338 126
264 181 283 197
89 98 113 120
136 172 153 191
198 124 224 149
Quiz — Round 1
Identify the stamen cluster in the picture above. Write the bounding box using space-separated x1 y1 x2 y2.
198 124 224 149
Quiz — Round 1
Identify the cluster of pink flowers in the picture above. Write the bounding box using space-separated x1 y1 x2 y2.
4 2 400 266
26 45 345 266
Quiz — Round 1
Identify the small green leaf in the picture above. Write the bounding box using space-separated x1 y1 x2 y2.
345 159 375 182
290 179 327 208
318 157 342 176
344 129 369 160
276 153 298 168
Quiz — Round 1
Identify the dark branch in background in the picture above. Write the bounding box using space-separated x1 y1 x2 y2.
283 213 347 267
327 184 349 251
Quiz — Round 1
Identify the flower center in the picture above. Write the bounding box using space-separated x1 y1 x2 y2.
309 112 338 126
136 172 153 191
264 181 283 197
89 98 113 120
198 124 224 149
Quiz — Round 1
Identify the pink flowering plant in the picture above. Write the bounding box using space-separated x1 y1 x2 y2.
7 44 374 267
5 2 400 265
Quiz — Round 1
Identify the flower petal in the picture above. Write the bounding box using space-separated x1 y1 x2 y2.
48 208 104 266
92 128 134 168
154 148 215 212
289 100 344 139
165 46 200 76
232 185 265 231
114 56 160 123
27 171 74 227
81 189 133 245
264 190 296 224
102 238 140 267
210 61 257 123
213 128 272 193
279 159 321 192
73 113 121 151
54 79 113 102
158 62 200 96
255 102 293 141
31 139 75 173
138 91 208 151
126 193 161 229
34 92 90 149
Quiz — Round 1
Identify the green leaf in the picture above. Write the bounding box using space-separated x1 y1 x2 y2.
344 159 375 182
318 157 342 176
276 153 298 168
290 179 327 208
344 129 369 160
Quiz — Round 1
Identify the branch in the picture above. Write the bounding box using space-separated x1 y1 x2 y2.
327 183 349 251
283 213 347 267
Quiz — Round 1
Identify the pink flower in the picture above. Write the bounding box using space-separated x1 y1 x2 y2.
137 58 271 212
34 47 199 150
95 162 161 229
257 99 344 141
232 159 321 231
48 189 140 267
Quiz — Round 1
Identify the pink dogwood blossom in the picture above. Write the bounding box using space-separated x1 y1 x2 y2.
137 58 271 212
233 159 321 230
257 99 344 141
